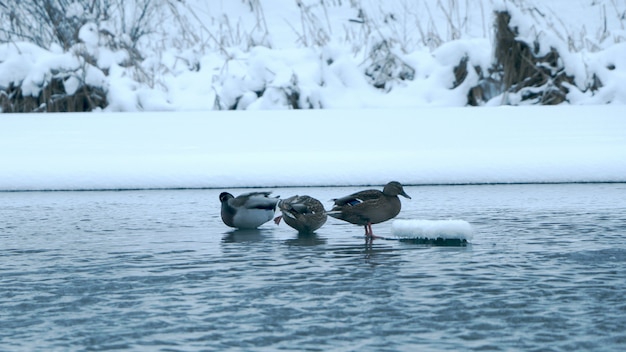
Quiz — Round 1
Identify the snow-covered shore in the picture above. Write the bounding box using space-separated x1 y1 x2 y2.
2 106 625 191
2 0 626 112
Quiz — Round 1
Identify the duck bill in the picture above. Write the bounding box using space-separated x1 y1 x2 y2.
400 191 411 199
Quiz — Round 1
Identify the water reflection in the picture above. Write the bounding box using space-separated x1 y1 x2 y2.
221 229 267 243
283 232 327 247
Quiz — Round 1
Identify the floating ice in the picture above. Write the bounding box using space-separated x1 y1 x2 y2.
391 219 474 241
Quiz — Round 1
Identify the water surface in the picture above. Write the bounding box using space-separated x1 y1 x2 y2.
1 184 625 351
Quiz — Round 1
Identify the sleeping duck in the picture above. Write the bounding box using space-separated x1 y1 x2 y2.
219 191 279 229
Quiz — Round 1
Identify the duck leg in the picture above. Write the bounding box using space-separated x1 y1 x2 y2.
364 222 381 241
273 215 283 225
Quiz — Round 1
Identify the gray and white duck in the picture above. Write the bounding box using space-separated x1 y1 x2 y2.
274 195 327 233
219 191 279 229
327 181 411 241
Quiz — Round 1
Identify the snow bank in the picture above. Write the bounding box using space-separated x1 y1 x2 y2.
2 0 626 112
1 106 625 191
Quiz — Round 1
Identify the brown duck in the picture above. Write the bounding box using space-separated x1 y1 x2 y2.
274 195 327 233
328 181 411 240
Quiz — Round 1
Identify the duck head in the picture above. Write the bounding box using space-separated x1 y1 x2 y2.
383 181 411 199
219 192 234 203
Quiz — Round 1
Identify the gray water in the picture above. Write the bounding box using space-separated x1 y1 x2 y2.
1 184 625 351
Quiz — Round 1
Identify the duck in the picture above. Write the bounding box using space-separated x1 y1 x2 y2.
328 181 411 241
274 195 327 233
219 191 279 229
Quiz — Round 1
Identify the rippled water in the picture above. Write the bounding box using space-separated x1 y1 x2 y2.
2 184 626 351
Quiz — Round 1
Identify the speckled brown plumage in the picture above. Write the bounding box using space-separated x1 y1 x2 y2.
328 181 411 240
276 195 327 233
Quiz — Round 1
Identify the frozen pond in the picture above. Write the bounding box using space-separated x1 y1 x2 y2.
2 183 626 351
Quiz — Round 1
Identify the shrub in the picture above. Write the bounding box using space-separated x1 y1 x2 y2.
0 0 167 112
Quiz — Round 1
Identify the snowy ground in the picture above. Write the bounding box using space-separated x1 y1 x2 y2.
2 1 625 191
2 0 626 111
2 106 625 191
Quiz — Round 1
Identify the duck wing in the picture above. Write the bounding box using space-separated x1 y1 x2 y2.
283 202 312 214
281 195 323 215
332 189 383 207
236 192 279 210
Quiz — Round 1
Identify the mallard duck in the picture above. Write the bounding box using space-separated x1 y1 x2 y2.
328 181 411 240
274 195 327 233
219 191 279 229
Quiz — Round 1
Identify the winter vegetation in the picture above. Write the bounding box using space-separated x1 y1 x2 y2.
1 0 625 112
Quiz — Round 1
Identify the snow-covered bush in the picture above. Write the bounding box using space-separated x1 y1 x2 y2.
0 0 177 112
468 1 626 106
184 0 626 108
1 0 626 112
364 40 415 91
0 41 108 112
212 47 326 110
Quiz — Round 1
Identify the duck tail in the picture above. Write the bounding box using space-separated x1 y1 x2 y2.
326 210 342 219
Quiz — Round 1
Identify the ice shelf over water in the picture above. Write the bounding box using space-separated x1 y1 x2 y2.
1 105 625 191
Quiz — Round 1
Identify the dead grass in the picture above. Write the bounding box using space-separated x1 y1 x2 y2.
364 40 415 91
477 10 576 105
0 79 107 113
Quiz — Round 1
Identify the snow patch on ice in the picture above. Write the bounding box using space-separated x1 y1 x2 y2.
392 219 474 241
